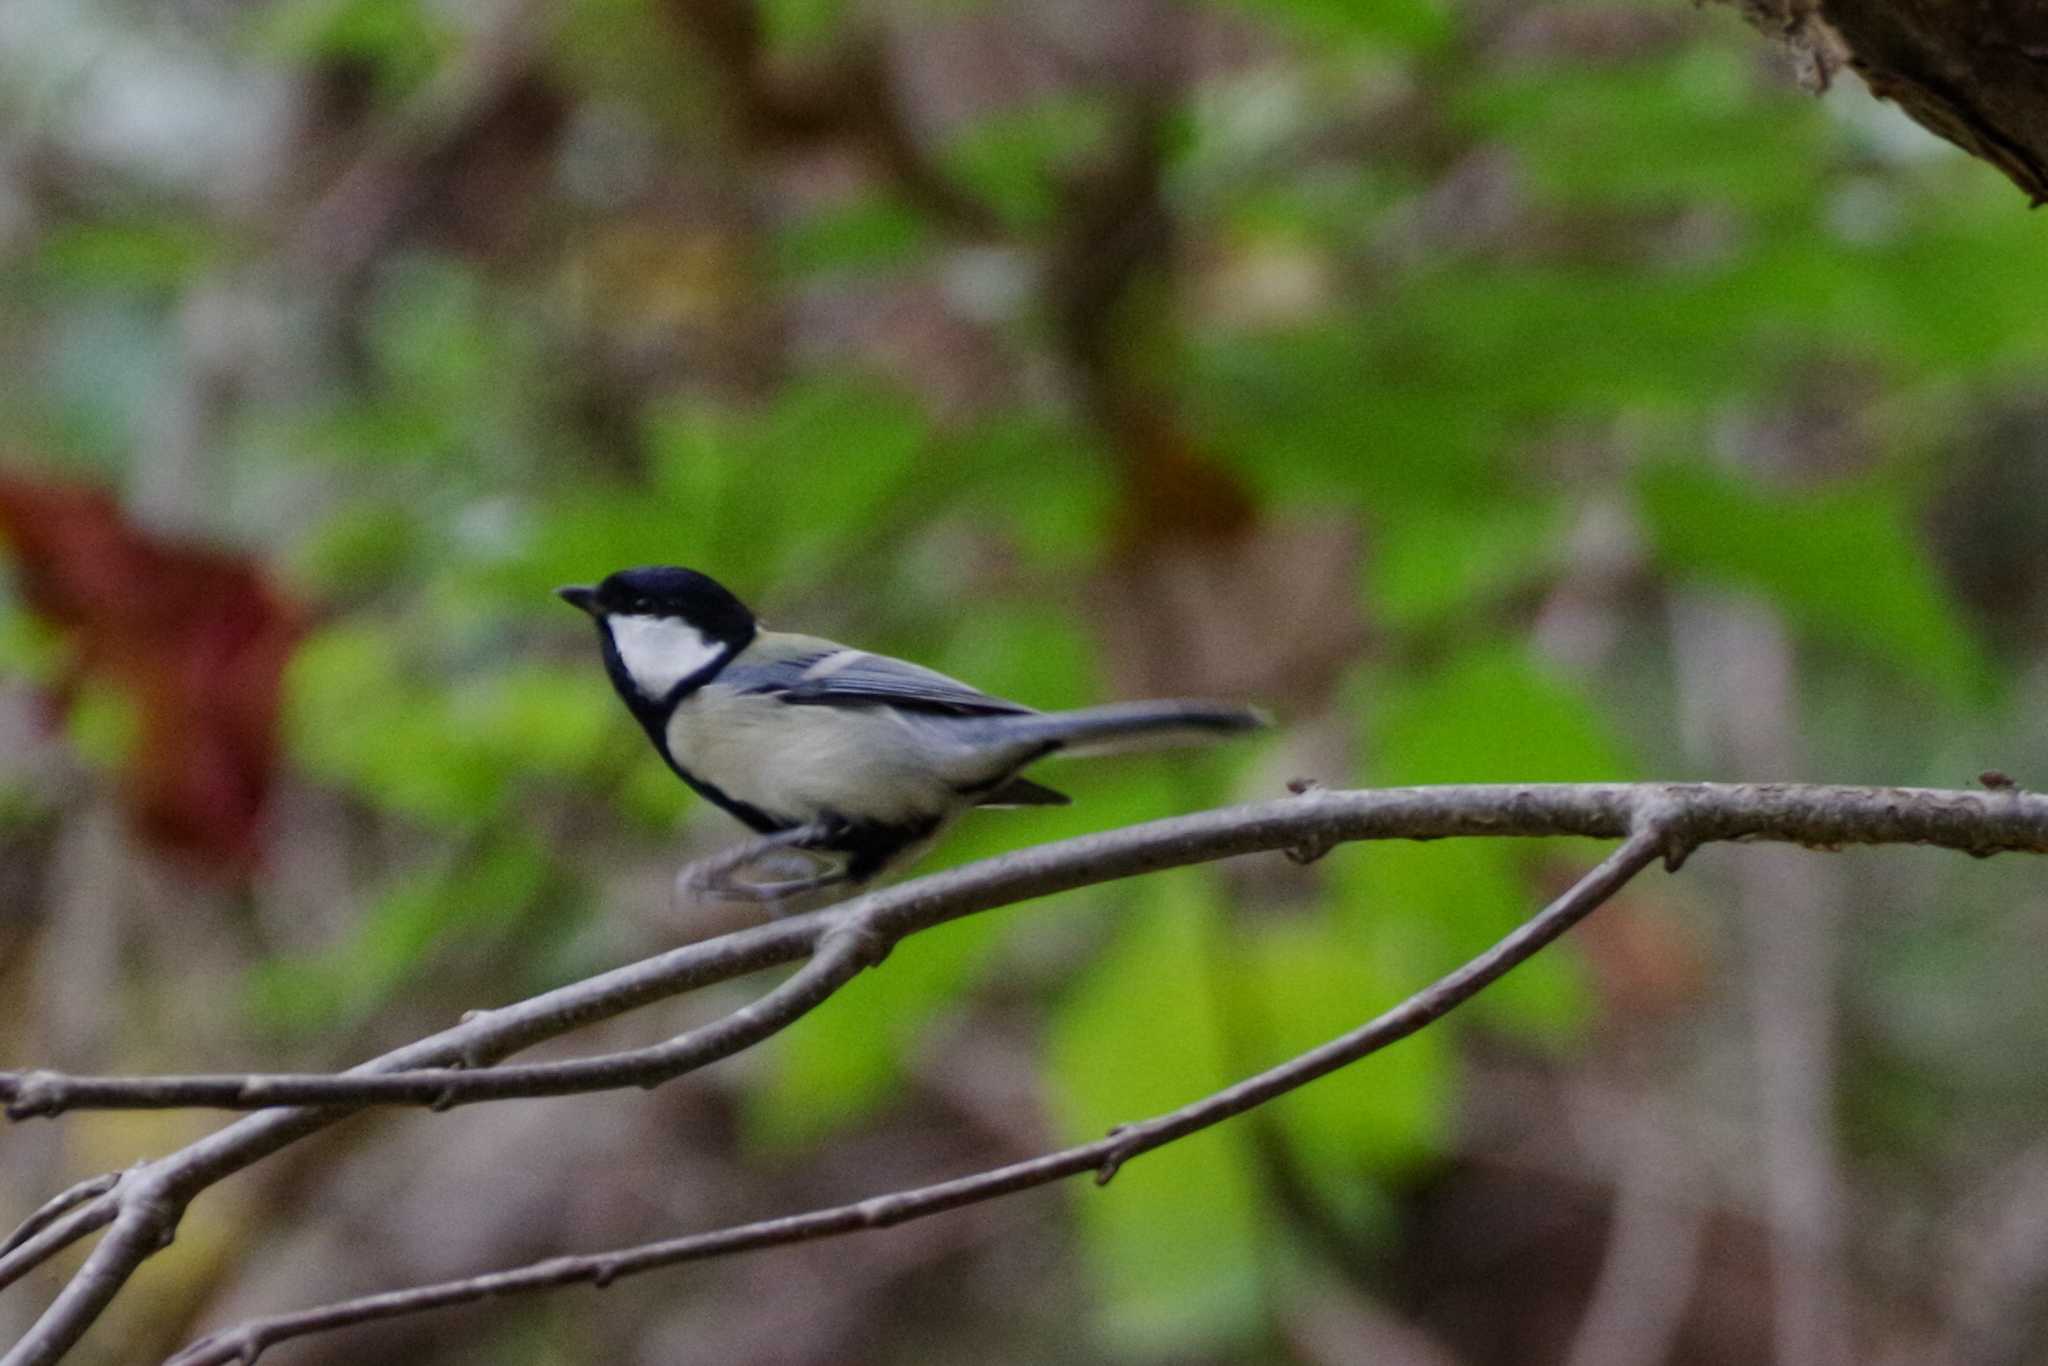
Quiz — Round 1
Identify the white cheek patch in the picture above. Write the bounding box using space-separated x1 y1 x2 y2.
608 615 726 699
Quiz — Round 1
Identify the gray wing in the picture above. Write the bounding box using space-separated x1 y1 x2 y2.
722 642 1037 717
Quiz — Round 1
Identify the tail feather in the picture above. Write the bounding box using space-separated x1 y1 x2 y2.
993 700 1268 758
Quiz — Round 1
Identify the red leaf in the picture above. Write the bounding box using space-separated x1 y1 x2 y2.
0 473 306 875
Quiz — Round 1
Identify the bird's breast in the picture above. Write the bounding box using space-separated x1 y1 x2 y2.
662 687 985 828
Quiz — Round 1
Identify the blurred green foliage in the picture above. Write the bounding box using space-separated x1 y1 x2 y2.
248 832 565 1032
1052 873 1270 1354
1638 462 1989 694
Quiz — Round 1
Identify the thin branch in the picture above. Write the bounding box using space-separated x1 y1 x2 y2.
4 786 2048 1130
166 822 1666 1364
6 913 884 1116
7 782 2048 1365
7 782 2048 1120
15 1198 175 1366
0 1204 113 1299
0 1176 117 1263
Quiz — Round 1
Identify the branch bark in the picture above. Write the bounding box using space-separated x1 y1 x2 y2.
3 781 2046 1364
6 917 889 1117
163 824 1668 1365
1716 0 2048 203
5 782 2046 1121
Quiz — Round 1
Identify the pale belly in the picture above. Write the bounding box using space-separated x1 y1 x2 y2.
663 687 994 828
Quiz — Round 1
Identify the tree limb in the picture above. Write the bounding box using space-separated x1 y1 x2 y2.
0 1204 113 1299
4 781 2047 1364
165 822 1667 1364
0 1176 117 1265
5 782 2046 1120
1713 0 2048 203
4 913 887 1117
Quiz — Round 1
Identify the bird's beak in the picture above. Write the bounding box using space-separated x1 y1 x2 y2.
556 585 600 616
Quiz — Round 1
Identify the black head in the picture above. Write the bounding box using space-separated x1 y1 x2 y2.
557 566 757 645
558 567 759 712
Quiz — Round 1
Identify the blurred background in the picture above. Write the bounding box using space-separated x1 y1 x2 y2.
4 0 2048 1361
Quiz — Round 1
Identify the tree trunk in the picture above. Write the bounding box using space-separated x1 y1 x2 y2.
1728 0 2048 203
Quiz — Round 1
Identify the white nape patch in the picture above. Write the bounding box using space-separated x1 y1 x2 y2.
608 614 726 699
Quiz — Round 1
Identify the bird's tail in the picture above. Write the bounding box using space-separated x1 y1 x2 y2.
991 700 1269 758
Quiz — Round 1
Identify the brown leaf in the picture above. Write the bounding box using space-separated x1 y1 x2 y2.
0 473 305 875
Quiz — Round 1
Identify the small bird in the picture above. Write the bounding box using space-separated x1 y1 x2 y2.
559 566 1266 901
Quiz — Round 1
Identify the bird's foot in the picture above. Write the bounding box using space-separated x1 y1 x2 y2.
676 822 853 913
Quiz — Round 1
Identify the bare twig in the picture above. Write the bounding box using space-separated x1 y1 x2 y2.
5 782 2046 1121
6 782 2048 1364
166 822 1666 1363
18 1189 177 1366
0 1204 114 1299
0 1177 117 1263
4 911 882 1117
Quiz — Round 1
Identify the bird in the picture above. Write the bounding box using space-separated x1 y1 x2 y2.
558 566 1266 902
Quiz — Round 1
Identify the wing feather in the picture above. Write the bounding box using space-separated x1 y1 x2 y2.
721 642 1036 717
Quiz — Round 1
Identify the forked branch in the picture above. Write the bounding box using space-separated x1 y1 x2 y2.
3 782 2046 1365
167 823 1666 1364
